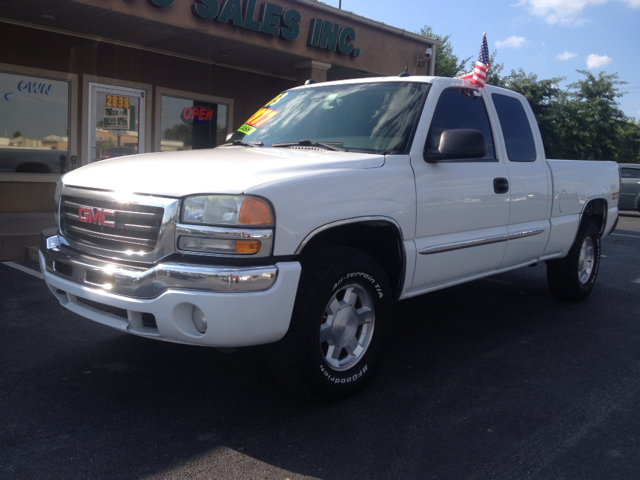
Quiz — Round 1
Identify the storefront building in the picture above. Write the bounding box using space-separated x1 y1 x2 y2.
0 0 438 218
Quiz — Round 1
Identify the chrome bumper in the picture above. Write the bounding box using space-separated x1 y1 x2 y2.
40 232 278 299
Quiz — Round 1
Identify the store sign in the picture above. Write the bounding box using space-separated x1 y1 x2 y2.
4 79 53 101
106 94 130 109
103 107 130 130
308 19 360 56
147 0 360 56
181 106 214 124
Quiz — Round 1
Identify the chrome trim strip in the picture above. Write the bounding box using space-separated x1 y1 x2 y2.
419 227 546 255
507 228 546 240
65 224 156 246
42 235 278 298
295 216 405 255
420 233 509 255
175 224 274 257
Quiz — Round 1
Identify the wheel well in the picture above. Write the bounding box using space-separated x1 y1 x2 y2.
298 220 405 300
582 198 607 234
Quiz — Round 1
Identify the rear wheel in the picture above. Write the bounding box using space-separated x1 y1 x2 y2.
269 246 392 400
546 217 601 301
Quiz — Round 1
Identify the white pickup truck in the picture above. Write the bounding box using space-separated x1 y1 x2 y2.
41 76 620 400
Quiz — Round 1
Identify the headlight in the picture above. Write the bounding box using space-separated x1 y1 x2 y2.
54 178 63 226
181 195 273 226
178 195 274 256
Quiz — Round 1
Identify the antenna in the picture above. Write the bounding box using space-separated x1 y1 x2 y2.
399 61 410 77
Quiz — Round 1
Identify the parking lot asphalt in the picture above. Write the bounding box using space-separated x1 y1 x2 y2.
1 213 639 480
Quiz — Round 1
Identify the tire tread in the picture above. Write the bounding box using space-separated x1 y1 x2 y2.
268 246 391 401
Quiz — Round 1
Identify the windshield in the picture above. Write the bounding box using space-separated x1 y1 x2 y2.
226 82 430 154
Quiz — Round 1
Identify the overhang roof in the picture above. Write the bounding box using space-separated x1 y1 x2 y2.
0 0 439 81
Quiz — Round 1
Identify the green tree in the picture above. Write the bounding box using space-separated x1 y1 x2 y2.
419 26 470 78
95 137 115 155
164 123 193 150
561 71 640 161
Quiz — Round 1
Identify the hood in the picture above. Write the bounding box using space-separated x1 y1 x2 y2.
62 147 385 197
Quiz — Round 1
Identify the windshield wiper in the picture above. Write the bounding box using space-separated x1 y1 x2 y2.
271 139 345 152
221 140 264 147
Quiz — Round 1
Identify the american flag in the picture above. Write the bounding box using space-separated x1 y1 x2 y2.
460 33 490 88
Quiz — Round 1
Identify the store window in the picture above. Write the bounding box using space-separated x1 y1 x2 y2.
160 95 228 151
89 83 145 163
0 71 70 173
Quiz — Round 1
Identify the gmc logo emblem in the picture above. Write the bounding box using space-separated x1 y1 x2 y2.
78 207 115 227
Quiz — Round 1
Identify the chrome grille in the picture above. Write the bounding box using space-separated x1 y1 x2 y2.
61 195 163 253
58 187 180 263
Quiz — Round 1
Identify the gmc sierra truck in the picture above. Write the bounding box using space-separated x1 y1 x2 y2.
40 76 620 399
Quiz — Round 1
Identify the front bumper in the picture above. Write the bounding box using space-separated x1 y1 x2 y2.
40 232 301 347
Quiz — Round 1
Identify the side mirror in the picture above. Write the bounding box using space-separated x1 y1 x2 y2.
425 128 487 163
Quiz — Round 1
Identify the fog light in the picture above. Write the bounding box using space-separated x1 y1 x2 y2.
192 306 207 334
235 240 261 254
178 236 261 255
179 236 235 254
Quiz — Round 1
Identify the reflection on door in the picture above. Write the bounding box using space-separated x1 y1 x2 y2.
88 83 145 163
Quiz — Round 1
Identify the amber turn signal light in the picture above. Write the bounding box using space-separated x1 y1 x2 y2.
238 199 272 225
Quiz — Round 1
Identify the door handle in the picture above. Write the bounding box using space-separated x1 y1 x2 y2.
494 177 509 194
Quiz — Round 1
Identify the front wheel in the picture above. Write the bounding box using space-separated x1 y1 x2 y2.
546 217 601 301
269 246 392 400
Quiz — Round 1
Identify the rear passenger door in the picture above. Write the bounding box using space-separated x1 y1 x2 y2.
490 92 552 268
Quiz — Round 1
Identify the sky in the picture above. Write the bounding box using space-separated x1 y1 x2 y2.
319 0 640 121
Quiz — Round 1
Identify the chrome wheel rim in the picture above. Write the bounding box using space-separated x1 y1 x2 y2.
578 236 595 284
319 283 375 372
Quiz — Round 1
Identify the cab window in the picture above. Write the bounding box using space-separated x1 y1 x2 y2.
424 88 495 161
621 167 640 179
492 93 537 162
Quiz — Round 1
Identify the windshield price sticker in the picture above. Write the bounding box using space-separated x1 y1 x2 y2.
237 108 279 135
246 108 278 127
265 92 289 107
238 124 257 135
106 95 131 109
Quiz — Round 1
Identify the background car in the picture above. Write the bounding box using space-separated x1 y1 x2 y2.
101 146 136 160
619 163 640 212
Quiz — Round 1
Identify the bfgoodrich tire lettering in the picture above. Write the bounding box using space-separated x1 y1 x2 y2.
546 217 601 301
269 246 392 400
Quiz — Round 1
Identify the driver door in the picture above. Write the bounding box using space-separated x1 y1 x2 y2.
409 87 511 292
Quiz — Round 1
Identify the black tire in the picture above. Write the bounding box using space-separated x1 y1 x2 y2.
546 217 601 301
269 246 392 401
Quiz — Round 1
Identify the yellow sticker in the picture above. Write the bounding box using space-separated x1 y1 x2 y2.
265 92 289 107
237 124 257 135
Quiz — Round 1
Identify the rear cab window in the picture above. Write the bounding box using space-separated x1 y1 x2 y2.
492 93 537 162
